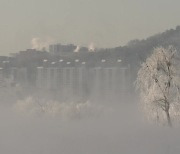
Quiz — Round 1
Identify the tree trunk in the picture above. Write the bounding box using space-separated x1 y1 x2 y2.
166 111 172 127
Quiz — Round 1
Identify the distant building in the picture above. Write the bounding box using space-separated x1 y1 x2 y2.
1 47 131 102
0 68 4 88
8 67 28 87
47 67 58 90
49 44 76 56
16 67 28 87
36 67 46 89
35 61 131 102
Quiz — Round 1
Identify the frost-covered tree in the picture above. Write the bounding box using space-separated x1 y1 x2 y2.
136 46 180 126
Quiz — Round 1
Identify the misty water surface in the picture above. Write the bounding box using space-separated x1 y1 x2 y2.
0 100 179 154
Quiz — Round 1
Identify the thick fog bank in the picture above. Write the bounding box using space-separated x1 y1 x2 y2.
0 101 180 154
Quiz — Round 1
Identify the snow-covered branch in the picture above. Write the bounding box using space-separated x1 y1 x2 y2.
136 46 180 126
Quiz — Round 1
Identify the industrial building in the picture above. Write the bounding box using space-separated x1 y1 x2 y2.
35 60 130 102
0 54 131 102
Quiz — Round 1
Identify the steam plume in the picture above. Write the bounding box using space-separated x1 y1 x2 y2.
31 37 54 51
74 45 80 52
88 42 95 52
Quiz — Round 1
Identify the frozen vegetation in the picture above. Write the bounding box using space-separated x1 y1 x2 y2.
14 97 103 120
136 46 180 126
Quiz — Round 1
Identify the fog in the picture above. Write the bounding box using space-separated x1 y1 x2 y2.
1 26 180 153
0 98 179 154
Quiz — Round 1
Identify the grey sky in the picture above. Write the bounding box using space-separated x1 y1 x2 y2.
0 0 180 55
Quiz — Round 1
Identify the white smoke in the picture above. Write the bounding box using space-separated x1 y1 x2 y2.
74 45 80 52
88 42 95 52
31 37 54 51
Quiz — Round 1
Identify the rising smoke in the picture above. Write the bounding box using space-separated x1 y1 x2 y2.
74 45 80 52
31 37 54 51
88 42 95 51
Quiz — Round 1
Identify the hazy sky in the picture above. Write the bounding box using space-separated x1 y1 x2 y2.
0 0 180 55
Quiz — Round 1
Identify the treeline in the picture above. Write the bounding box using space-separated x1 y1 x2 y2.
74 25 180 78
